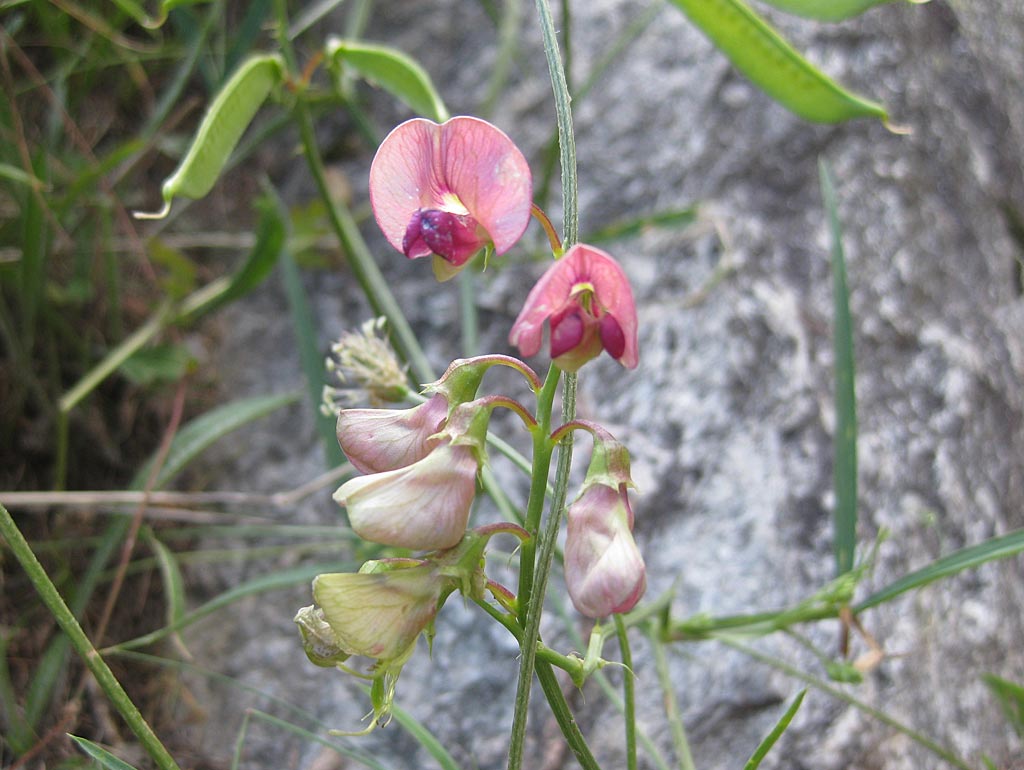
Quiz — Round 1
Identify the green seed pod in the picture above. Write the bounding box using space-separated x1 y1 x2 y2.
668 0 888 124
754 0 928 23
136 53 285 219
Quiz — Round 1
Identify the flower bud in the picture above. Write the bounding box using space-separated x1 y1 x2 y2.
563 429 645 618
334 440 479 550
336 393 448 474
312 562 449 663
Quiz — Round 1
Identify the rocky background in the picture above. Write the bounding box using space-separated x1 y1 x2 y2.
181 1 1024 768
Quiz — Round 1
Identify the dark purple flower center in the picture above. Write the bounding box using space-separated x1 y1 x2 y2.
403 209 486 265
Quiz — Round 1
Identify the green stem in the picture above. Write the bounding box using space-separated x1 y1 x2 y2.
516 363 561 624
0 504 182 770
536 660 601 770
614 615 637 770
273 0 434 385
651 629 697 770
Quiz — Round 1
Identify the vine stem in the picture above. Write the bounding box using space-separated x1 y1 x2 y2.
506 0 584 766
0 503 183 770
614 615 637 770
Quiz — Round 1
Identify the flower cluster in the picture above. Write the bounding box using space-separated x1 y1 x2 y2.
297 115 647 732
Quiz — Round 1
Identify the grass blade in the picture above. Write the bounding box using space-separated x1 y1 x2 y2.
389 701 462 770
108 561 350 652
277 228 346 469
982 674 1024 738
820 159 858 577
743 689 806 769
69 735 143 770
130 392 301 490
856 528 1024 611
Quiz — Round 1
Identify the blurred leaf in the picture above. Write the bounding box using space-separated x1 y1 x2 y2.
0 162 46 190
753 0 915 21
384 701 463 770
148 238 198 300
325 38 450 122
69 736 142 770
820 160 857 577
119 343 195 386
131 391 301 490
856 528 1024 611
744 690 806 769
588 207 698 244
982 674 1024 738
275 196 346 469
176 193 286 324
112 561 352 652
666 0 887 123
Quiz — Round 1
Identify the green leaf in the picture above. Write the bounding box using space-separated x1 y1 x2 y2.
130 392 300 490
982 674 1024 738
587 207 698 244
176 193 285 324
666 0 887 123
856 528 1024 611
325 38 450 123
753 0 919 21
119 343 195 386
69 735 142 770
744 690 807 769
0 161 46 190
111 561 352 652
820 160 858 576
387 701 463 770
277 217 346 469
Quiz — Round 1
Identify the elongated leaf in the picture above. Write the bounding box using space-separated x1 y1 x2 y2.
112 561 351 652
744 690 807 769
667 0 887 123
388 701 462 770
588 207 698 244
131 392 300 490
278 232 346 469
326 38 449 122
69 735 142 770
856 528 1024 611
119 343 195 386
753 0 916 21
0 162 45 190
982 674 1024 738
176 194 285 324
821 160 857 576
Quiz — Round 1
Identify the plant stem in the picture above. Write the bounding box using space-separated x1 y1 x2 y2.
273 0 434 385
651 629 697 770
516 364 561 624
615 615 637 770
0 503 182 770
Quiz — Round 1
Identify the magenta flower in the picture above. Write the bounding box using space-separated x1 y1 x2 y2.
336 394 448 474
334 441 479 550
369 116 533 280
564 483 646 618
509 244 639 372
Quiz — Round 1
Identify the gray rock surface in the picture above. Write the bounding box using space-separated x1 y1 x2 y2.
183 1 1024 768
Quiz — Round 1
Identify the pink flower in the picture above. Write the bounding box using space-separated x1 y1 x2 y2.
334 441 479 550
564 483 646 618
509 244 639 372
336 394 448 474
369 116 532 280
